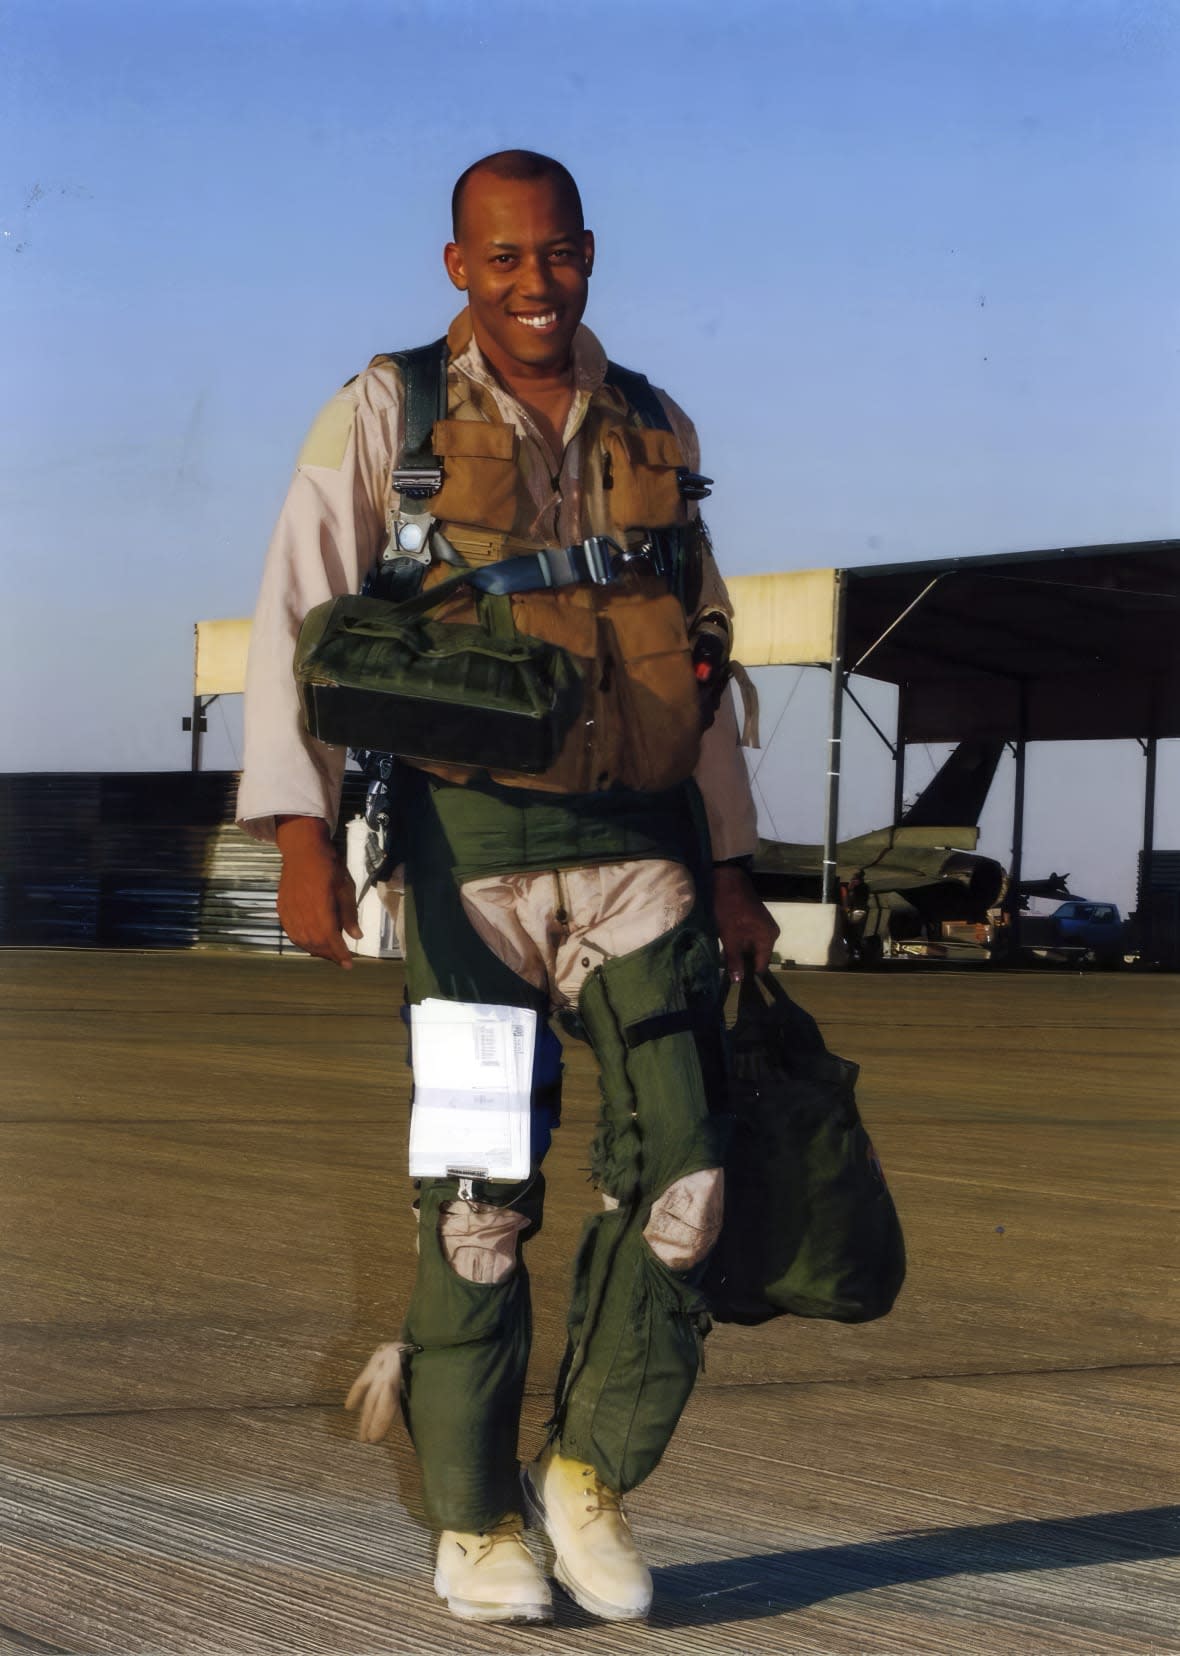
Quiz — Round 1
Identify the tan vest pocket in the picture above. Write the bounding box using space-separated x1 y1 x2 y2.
604 426 688 530
606 588 702 791
429 419 520 530
510 590 607 793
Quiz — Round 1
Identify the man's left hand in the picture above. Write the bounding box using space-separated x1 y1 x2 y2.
713 864 779 980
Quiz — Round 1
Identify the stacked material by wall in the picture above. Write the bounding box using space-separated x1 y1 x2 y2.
1138 849 1180 970
0 772 367 951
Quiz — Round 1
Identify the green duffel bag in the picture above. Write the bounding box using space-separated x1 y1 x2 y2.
294 575 584 775
704 970 906 1325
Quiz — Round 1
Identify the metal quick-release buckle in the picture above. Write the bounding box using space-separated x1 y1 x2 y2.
580 536 617 584
391 465 444 500
537 537 619 589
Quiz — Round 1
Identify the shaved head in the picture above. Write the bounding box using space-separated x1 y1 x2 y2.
451 150 583 240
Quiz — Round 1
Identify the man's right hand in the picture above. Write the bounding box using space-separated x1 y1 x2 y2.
275 815 363 969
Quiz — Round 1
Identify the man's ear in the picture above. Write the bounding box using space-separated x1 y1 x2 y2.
443 241 467 292
583 229 595 277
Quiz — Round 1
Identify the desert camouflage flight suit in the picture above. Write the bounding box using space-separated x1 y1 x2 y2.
238 311 758 1531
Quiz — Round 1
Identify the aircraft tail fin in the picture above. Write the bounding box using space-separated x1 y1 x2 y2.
901 739 1004 828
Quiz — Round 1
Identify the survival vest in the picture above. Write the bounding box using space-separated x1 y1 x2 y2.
295 331 734 796
379 335 720 796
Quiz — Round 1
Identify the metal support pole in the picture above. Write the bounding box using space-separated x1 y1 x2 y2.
1142 735 1158 869
187 695 216 772
1142 732 1158 909
190 696 204 773
1008 683 1028 952
893 682 908 827
821 572 848 906
842 682 897 757
849 574 947 676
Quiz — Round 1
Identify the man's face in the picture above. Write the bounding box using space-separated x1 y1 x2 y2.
444 172 594 378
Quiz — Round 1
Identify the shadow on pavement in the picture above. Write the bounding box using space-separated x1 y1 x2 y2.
645 1505 1180 1629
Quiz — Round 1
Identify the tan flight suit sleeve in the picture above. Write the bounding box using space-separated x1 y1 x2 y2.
236 375 395 842
657 392 759 862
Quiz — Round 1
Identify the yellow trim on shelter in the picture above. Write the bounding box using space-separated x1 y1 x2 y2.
728 569 839 667
194 619 252 696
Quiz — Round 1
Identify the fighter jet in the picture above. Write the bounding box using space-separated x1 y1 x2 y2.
751 740 1009 943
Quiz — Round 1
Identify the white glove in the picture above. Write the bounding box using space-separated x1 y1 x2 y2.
344 1342 411 1442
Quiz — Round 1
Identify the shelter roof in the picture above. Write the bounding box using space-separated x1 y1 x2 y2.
842 538 1180 743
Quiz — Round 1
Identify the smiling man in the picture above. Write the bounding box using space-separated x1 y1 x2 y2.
238 149 776 1625
444 157 594 457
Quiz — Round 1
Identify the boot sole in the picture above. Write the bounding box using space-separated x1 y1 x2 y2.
432 1570 552 1624
520 1467 651 1623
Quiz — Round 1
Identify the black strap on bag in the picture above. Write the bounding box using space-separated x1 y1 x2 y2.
703 970 906 1326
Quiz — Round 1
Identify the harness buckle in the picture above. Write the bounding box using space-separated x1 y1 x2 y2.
538 538 619 588
391 465 444 500
581 536 618 585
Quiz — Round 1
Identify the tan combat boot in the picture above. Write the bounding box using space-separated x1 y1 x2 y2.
522 1444 653 1621
433 1514 552 1623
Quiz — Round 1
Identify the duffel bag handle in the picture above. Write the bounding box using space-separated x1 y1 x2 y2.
736 964 790 1017
375 563 484 623
734 965 828 1056
325 603 532 659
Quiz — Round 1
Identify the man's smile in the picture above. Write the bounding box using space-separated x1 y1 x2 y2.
513 310 559 331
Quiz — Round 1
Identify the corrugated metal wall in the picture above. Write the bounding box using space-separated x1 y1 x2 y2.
0 772 368 951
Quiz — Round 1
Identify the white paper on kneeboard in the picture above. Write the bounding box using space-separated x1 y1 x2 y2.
408 999 535 1181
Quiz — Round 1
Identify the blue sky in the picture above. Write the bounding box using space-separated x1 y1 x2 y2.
2 0 1177 905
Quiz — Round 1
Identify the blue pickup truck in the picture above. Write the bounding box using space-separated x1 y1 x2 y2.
1021 900 1128 968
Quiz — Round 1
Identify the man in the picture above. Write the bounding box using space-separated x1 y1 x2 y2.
844 868 871 959
238 150 777 1625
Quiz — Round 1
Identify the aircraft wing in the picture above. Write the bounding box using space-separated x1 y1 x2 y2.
753 827 1005 915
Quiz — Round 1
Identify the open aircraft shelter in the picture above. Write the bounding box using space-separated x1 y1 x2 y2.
726 537 1180 916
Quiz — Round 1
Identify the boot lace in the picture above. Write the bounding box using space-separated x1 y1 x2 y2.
580 1465 629 1525
473 1514 527 1561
